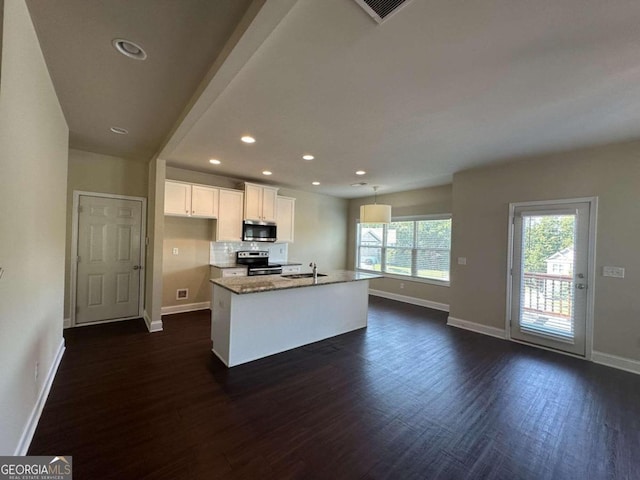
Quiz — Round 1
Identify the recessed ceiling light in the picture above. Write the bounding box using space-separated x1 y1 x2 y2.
351 182 368 187
110 126 128 135
241 136 256 144
209 159 221 165
303 155 315 161
262 170 272 176
312 181 320 186
355 170 366 175
112 39 147 60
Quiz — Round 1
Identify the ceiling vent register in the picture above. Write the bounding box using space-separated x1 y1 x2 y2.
353 0 414 23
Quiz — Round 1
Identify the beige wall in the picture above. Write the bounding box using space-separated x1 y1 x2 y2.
166 166 238 189
450 141 640 361
279 187 349 271
0 0 69 454
63 149 148 318
163 217 213 307
347 185 452 306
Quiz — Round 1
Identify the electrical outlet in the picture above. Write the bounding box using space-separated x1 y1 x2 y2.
603 266 625 278
458 257 467 265
400 282 405 289
172 248 179 255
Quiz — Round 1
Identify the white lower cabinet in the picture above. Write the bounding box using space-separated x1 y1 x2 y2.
210 266 247 279
281 265 301 274
222 268 247 278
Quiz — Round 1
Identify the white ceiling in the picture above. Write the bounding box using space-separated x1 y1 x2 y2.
28 0 640 198
26 0 255 161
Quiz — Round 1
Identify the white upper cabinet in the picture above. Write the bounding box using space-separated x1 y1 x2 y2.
165 181 192 216
243 182 278 222
276 196 295 243
191 185 219 218
165 181 219 218
216 189 244 242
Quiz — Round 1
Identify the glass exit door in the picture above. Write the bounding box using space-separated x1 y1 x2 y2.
510 202 592 356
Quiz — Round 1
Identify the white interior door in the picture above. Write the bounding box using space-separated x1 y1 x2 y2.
76 195 143 324
510 202 592 356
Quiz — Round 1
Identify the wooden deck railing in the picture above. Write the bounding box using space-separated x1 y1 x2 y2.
522 272 573 319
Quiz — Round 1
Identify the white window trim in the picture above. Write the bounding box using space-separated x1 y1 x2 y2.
355 214 451 286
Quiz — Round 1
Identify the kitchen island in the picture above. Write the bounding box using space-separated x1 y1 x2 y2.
210 270 381 367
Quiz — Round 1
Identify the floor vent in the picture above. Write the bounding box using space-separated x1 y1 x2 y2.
353 0 414 23
176 288 189 300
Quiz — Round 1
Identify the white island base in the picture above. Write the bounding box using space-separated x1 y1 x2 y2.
211 279 370 367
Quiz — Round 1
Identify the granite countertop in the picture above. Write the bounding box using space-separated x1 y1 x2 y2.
210 261 302 269
211 270 382 295
210 263 244 269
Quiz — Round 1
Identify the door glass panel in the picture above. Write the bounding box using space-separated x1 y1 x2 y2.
519 214 576 341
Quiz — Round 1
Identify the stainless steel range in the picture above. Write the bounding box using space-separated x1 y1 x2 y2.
236 251 282 276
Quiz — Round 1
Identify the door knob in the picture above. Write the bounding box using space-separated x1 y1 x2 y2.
576 283 586 289
133 265 142 270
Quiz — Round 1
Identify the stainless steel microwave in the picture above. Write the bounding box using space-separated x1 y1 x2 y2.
242 221 277 242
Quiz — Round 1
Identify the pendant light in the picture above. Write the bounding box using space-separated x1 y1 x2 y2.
360 186 391 224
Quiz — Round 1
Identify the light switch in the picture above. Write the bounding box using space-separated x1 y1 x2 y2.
458 257 467 265
172 248 179 255
603 266 625 278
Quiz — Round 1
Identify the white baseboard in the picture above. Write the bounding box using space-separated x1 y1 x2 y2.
63 318 70 329
447 316 506 339
592 351 640 376
143 310 163 333
368 289 449 312
161 301 211 315
14 338 65 455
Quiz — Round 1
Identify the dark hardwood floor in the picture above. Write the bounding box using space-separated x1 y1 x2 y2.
29 297 640 479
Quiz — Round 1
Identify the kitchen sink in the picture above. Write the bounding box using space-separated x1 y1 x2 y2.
281 273 328 279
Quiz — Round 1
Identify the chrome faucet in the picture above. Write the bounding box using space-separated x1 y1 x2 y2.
309 262 317 281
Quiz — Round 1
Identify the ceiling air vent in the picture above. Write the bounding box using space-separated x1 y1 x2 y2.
353 0 414 24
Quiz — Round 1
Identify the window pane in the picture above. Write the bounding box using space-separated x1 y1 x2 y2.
387 221 414 247
417 219 451 249
358 246 382 271
356 217 451 282
359 224 384 246
385 247 412 276
417 249 450 281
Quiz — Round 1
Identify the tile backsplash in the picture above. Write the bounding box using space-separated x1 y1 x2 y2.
210 242 288 265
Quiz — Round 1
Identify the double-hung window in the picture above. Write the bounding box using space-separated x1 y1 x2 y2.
356 215 451 284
